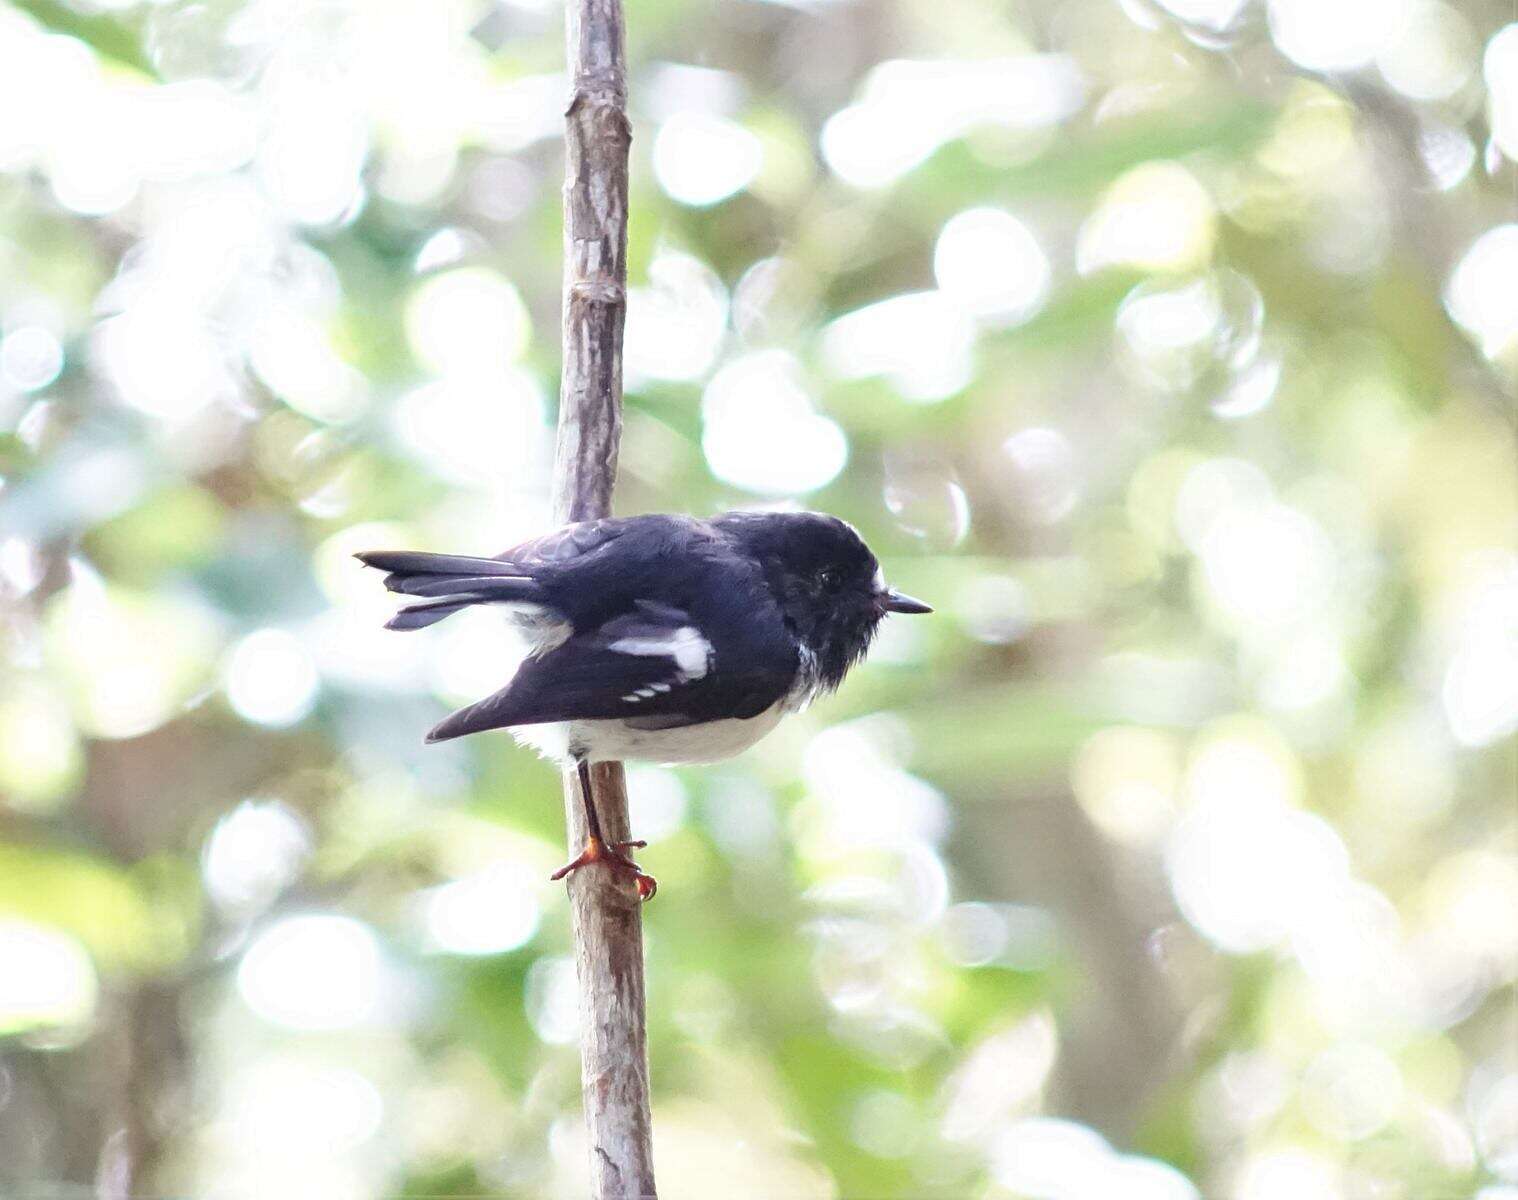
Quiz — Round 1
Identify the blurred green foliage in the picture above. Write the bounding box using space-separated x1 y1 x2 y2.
0 0 1515 1198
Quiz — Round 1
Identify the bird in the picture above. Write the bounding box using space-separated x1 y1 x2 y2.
356 510 931 899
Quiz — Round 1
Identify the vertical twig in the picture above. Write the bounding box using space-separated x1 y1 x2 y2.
551 0 657 1196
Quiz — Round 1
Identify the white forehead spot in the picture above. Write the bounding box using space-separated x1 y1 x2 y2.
873 564 886 591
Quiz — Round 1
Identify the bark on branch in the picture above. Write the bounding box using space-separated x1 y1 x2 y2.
550 0 657 1195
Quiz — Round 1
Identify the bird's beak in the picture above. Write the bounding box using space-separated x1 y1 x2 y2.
882 588 933 615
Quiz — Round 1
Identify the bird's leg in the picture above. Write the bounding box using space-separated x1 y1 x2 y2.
550 757 657 900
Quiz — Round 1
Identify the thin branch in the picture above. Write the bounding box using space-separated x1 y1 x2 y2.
551 0 657 1195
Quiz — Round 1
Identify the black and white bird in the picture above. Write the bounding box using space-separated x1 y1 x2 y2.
357 510 930 897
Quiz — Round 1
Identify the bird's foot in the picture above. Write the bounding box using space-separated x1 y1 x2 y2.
550 836 657 901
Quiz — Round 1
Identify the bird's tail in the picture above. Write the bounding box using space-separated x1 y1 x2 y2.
355 550 547 631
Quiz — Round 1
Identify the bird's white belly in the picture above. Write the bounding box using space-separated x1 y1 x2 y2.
511 702 786 766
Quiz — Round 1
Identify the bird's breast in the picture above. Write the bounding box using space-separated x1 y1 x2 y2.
515 702 788 766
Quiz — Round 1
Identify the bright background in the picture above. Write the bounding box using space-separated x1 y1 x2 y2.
0 0 1515 1197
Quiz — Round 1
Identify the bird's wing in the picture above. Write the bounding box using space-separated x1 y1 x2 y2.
501 517 632 566
359 515 712 631
426 600 794 743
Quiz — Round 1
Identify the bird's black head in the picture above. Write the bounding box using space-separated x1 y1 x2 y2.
716 511 931 692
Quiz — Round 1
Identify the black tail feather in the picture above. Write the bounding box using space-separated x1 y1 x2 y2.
358 549 550 631
354 550 523 576
385 573 544 598
385 596 489 631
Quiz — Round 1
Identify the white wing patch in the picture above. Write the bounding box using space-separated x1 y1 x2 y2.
609 625 712 685
620 681 676 703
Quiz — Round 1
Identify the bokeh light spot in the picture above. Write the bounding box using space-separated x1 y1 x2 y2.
406 267 530 377
1269 0 1410 72
0 920 98 1034
0 326 64 392
1079 162 1216 274
934 208 1051 325
653 112 761 207
1488 25 1518 163
702 351 847 494
203 800 312 916
626 250 729 384
1446 224 1518 358
422 863 539 956
238 914 384 1030
224 629 320 728
822 292 974 402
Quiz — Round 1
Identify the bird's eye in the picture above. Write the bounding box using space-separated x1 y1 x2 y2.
818 568 840 590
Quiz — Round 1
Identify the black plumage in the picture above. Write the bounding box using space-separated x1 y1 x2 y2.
357 510 930 759
359 510 931 897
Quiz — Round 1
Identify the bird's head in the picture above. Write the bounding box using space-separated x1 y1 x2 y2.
721 511 931 691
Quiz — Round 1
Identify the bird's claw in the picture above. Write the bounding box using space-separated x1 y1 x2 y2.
551 836 657 901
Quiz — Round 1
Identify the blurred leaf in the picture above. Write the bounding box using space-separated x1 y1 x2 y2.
908 100 1274 211
88 484 227 579
9 0 154 76
910 682 1108 784
0 844 164 971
